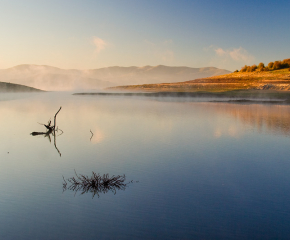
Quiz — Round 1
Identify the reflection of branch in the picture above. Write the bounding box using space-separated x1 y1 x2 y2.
90 129 94 141
63 170 131 198
53 130 61 157
47 132 52 143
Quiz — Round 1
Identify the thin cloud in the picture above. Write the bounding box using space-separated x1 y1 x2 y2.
93 37 108 53
229 47 254 62
215 48 226 56
214 46 254 62
205 45 255 70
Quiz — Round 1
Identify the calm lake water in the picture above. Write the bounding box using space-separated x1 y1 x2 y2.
1 92 290 240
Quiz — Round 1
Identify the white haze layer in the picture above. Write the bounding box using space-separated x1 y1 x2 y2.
0 64 231 91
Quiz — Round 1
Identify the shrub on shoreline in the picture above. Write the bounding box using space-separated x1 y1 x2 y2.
239 59 290 72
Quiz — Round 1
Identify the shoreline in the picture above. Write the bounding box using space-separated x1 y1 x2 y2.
73 90 290 104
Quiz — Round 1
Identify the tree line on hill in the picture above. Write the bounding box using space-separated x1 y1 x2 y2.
235 59 290 72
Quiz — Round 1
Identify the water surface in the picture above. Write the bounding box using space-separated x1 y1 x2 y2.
1 92 290 239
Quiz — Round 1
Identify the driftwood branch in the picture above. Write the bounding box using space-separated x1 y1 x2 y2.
54 107 62 130
31 106 63 157
31 132 47 136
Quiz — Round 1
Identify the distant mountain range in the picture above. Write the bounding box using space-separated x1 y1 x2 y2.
0 64 231 91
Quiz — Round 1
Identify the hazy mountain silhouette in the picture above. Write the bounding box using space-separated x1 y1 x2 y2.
0 64 231 91
0 81 43 92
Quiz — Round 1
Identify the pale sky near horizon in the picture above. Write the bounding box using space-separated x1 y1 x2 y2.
0 0 289 71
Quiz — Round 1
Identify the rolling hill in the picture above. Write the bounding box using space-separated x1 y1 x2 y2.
0 81 43 92
109 69 290 92
0 64 231 91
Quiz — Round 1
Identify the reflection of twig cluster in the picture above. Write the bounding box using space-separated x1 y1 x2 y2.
63 170 128 198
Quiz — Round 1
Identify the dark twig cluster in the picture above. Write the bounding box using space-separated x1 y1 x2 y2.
31 107 63 156
63 170 129 198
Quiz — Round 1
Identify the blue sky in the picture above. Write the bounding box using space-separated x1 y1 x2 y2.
0 0 289 70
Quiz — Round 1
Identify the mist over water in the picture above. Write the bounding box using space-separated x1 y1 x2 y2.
0 65 231 91
1 92 290 239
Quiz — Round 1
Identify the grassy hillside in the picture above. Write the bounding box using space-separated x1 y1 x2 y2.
109 68 290 92
0 81 44 92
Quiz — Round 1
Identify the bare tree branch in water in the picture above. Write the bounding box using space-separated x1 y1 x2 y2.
53 107 62 130
63 170 133 198
31 107 63 156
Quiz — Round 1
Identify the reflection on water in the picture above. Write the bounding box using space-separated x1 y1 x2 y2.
31 127 63 156
63 170 131 198
208 103 290 136
1 93 290 239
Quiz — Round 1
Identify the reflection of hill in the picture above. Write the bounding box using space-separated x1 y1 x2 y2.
212 103 290 136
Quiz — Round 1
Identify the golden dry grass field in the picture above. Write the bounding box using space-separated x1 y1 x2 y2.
109 69 290 92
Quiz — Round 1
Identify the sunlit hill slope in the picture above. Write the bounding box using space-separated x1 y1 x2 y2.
109 69 290 92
